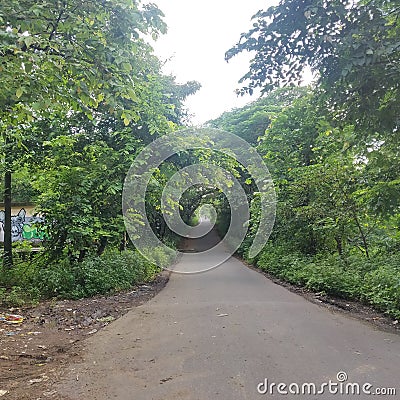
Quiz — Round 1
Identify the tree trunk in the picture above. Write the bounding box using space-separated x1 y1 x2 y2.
352 210 369 258
97 236 108 256
335 235 343 257
119 231 127 252
3 134 13 268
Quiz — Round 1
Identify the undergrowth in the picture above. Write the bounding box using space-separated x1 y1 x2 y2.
246 243 400 319
0 249 165 307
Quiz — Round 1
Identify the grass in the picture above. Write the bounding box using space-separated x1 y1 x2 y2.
0 249 163 307
247 243 400 320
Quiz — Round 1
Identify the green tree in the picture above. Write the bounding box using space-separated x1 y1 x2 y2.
7 71 200 262
0 0 167 267
226 0 400 133
207 87 308 144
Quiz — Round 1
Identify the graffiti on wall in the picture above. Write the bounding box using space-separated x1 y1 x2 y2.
0 208 44 242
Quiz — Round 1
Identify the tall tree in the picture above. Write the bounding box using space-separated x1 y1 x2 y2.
208 87 308 145
226 0 400 133
0 0 166 267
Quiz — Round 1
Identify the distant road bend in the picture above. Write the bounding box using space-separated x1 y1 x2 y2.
58 224 400 400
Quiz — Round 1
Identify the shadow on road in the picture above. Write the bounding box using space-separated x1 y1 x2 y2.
178 221 222 253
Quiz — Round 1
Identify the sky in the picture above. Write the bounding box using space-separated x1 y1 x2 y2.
151 0 278 125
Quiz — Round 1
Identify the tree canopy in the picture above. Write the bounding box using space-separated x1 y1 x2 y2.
0 0 168 123
226 0 400 133
0 0 200 267
210 86 400 318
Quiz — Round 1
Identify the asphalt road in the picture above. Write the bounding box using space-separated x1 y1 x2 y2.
58 228 400 400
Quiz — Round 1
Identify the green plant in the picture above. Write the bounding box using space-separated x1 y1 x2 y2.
34 250 160 299
0 285 40 307
0 249 164 306
254 242 400 318
362 262 400 319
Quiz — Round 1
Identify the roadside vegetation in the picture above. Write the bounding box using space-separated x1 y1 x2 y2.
213 88 400 319
0 0 197 306
1 0 399 321
212 0 400 319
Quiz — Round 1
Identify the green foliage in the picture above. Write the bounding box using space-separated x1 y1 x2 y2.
0 286 40 307
362 257 400 319
0 167 38 202
207 87 308 144
1 0 399 323
256 244 400 318
30 125 138 258
0 0 200 267
0 0 167 122
0 249 161 305
0 258 43 306
36 250 160 299
226 0 400 133
211 86 400 319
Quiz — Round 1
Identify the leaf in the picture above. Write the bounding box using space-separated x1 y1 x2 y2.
24 62 33 74
23 35 34 48
122 62 132 72
16 87 24 99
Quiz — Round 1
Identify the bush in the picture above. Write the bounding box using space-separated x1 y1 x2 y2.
362 262 400 319
35 250 160 299
255 242 400 318
0 249 161 306
256 243 309 284
0 284 41 307
304 261 360 299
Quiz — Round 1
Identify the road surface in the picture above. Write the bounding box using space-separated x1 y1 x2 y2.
58 228 400 399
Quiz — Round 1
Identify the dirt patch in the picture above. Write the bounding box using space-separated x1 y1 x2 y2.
0 271 169 400
237 256 400 335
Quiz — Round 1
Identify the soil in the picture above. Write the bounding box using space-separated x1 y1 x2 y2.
0 271 170 400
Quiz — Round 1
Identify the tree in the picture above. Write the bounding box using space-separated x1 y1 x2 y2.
3 74 200 263
207 87 308 144
210 88 380 258
0 0 167 267
30 113 144 261
160 78 202 126
226 0 400 133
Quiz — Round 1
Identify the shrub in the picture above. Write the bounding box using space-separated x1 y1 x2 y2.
35 250 160 299
362 263 400 319
255 242 400 318
0 249 162 306
0 285 40 307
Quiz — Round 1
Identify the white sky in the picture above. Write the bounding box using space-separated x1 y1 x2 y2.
152 0 278 125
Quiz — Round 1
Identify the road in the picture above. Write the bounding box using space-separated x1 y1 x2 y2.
57 228 400 399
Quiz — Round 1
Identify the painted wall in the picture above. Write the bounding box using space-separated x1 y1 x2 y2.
0 207 44 242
